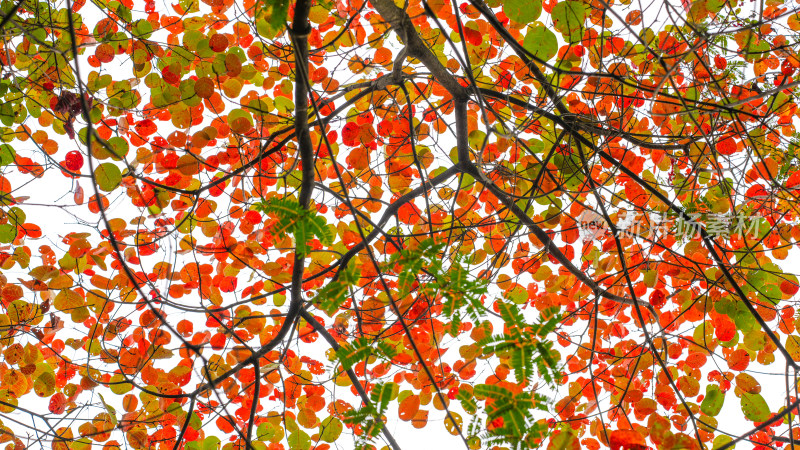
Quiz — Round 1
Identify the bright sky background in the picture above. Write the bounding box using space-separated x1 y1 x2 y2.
4 0 800 448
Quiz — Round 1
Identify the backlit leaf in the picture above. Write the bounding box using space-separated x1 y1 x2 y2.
504 0 542 24
94 163 121 192
551 1 587 43
741 392 770 422
319 417 342 442
700 385 724 417
523 25 558 62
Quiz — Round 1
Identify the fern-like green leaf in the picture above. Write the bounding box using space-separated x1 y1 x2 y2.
474 384 514 401
307 214 333 245
375 341 397 360
335 337 372 370
369 382 395 412
457 389 477 414
253 198 333 255
496 301 526 329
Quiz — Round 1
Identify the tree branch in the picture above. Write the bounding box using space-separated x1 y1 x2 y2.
370 0 469 100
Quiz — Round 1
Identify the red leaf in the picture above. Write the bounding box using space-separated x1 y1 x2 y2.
135 119 157 137
209 34 229 52
715 317 736 341
746 184 770 199
463 27 482 46
64 151 84 171
649 290 666 308
609 430 647 450
210 333 227 350
341 122 360 145
398 395 420 421
716 137 737 155
781 280 799 295
786 171 800 189
727 349 750 371
49 392 67 414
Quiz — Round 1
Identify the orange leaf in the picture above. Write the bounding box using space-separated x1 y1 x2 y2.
49 392 67 415
410 409 428 429
609 430 647 450
398 394 420 421
195 77 215 99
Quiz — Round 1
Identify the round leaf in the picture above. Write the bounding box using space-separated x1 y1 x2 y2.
132 19 153 39
523 25 558 62
700 384 724 417
0 224 17 243
319 417 342 442
0 144 14 166
398 394 420 421
33 371 55 397
107 137 129 160
94 163 122 192
551 1 588 43
195 77 215 99
788 335 800 361
504 0 542 24
287 430 311 450
110 374 133 395
741 392 770 422
735 373 761 394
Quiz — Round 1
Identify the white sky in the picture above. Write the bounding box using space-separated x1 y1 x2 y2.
4 0 800 449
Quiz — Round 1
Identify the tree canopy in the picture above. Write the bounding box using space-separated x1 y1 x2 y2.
0 0 799 448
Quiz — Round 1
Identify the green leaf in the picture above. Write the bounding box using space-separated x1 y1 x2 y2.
0 223 16 244
106 137 129 160
70 438 91 450
8 207 25 225
0 102 13 126
746 268 782 304
474 383 514 402
713 435 734 449
94 163 122 192
472 383 545 443
202 436 220 450
740 392 770 422
306 214 333 245
179 0 200 13
315 264 356 315
503 285 528 304
369 382 396 412
503 0 542 24
496 301 526 329
253 198 331 255
0 144 14 166
261 0 290 33
375 341 397 360
319 416 343 443
257 422 276 441
336 337 372 370
523 25 558 62
97 393 118 426
457 389 477 414
132 19 153 39
287 430 311 450
551 1 587 43
700 384 724 416
33 371 55 397
787 335 800 361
